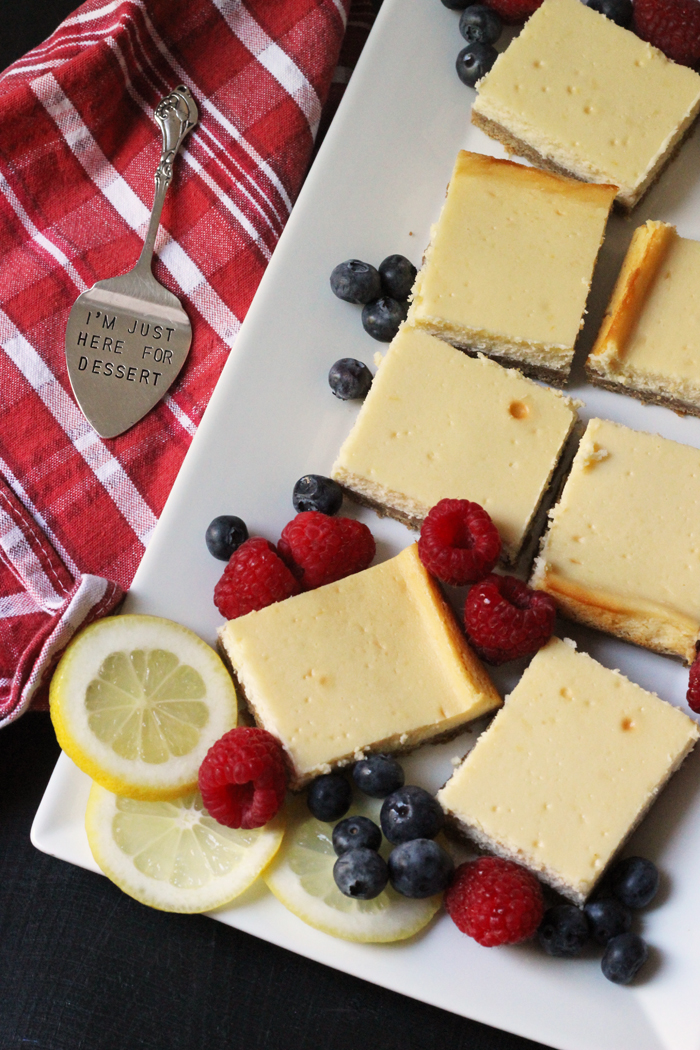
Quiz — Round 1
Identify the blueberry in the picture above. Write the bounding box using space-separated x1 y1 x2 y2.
307 773 352 822
537 905 589 957
353 754 405 798
330 259 381 304
583 898 632 946
456 42 498 88
388 839 454 898
441 0 471 8
459 5 502 45
293 475 343 515
328 358 373 400
205 515 249 561
332 816 382 856
601 932 649 984
333 847 389 899
361 297 407 342
378 255 417 301
585 0 632 27
380 786 444 844
609 856 659 910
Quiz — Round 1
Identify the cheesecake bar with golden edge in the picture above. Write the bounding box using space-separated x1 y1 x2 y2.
219 544 501 789
587 221 700 416
331 326 578 567
438 637 698 905
472 0 700 211
408 151 615 384
532 418 700 662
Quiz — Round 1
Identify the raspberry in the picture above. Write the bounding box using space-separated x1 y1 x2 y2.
198 727 288 829
213 537 300 619
278 512 375 590
484 0 542 25
633 0 700 67
445 857 544 947
687 645 700 712
418 499 501 586
464 573 556 665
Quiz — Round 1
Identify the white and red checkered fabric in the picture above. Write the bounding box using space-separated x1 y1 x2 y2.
0 0 375 727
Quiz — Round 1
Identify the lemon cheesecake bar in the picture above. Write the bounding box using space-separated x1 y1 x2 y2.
438 637 698 904
472 0 700 211
587 221 700 416
532 418 700 662
407 151 615 384
219 544 501 789
332 326 579 567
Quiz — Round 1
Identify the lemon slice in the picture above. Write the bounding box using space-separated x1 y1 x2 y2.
264 794 442 942
86 782 284 912
50 615 237 800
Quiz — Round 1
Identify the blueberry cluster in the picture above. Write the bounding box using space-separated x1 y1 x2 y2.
442 4 502 88
307 756 455 901
538 856 659 984
330 255 417 342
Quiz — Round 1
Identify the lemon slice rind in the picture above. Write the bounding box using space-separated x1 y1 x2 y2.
86 782 284 913
263 795 442 943
51 615 238 800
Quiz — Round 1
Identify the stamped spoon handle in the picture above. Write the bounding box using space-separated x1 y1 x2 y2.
134 85 198 277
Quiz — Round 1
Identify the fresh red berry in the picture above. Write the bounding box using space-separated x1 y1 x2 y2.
213 537 300 619
464 574 556 664
418 499 501 586
445 857 544 947
484 0 542 25
278 512 376 590
198 727 288 829
687 646 700 712
633 0 700 67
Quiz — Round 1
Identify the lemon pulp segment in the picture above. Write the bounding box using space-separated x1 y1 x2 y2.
85 648 209 763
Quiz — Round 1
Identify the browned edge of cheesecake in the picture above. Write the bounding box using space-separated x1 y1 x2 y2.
471 109 700 214
530 571 697 664
585 368 700 419
216 637 498 792
339 422 582 580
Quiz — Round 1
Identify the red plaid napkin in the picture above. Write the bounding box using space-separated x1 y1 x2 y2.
0 0 376 727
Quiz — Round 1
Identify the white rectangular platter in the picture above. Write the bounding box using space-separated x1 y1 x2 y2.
31 1 700 1048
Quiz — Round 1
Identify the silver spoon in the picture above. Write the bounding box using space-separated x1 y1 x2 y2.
65 86 198 439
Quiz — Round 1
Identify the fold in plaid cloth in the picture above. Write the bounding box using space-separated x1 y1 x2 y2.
0 0 376 727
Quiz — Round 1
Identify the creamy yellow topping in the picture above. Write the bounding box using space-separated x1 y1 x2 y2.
473 0 700 205
332 327 577 560
533 419 700 652
409 151 615 353
438 638 698 901
220 545 500 785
